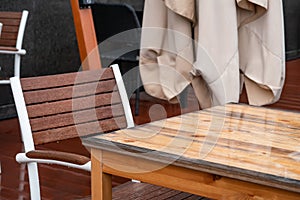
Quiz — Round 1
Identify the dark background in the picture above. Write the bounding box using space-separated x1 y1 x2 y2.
0 0 144 120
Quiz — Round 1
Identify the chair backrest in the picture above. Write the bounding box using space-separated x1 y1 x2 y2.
11 65 134 151
0 10 28 50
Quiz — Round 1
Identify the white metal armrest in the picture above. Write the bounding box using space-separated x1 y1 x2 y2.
0 49 26 55
16 153 91 171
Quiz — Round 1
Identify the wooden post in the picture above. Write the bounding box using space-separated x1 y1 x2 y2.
91 149 112 200
70 0 102 70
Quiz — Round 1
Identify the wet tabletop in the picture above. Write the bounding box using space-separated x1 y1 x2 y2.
83 103 300 192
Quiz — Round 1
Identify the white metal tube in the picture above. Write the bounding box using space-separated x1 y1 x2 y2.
111 64 135 128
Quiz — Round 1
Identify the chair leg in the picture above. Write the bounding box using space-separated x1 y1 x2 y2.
18 163 26 198
27 162 41 200
14 54 21 77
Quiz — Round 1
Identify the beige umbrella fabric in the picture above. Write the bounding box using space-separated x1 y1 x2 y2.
139 0 285 108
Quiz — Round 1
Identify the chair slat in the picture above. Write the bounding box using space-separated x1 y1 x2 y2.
0 32 18 40
0 18 21 26
33 116 127 145
0 39 16 47
24 79 117 104
0 12 22 18
1 25 19 33
27 91 122 118
30 104 125 132
21 68 115 91
0 46 18 51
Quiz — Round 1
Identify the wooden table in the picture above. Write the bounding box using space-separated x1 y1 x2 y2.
83 104 300 199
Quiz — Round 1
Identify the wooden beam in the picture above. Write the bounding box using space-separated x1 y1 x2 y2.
92 149 112 200
95 150 300 200
70 0 102 70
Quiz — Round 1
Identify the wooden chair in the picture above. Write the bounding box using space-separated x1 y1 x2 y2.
10 65 134 199
0 10 29 84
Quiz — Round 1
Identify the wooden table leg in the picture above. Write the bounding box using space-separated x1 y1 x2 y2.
91 149 112 200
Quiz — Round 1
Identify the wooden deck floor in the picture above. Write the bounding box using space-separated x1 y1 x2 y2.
0 89 202 199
